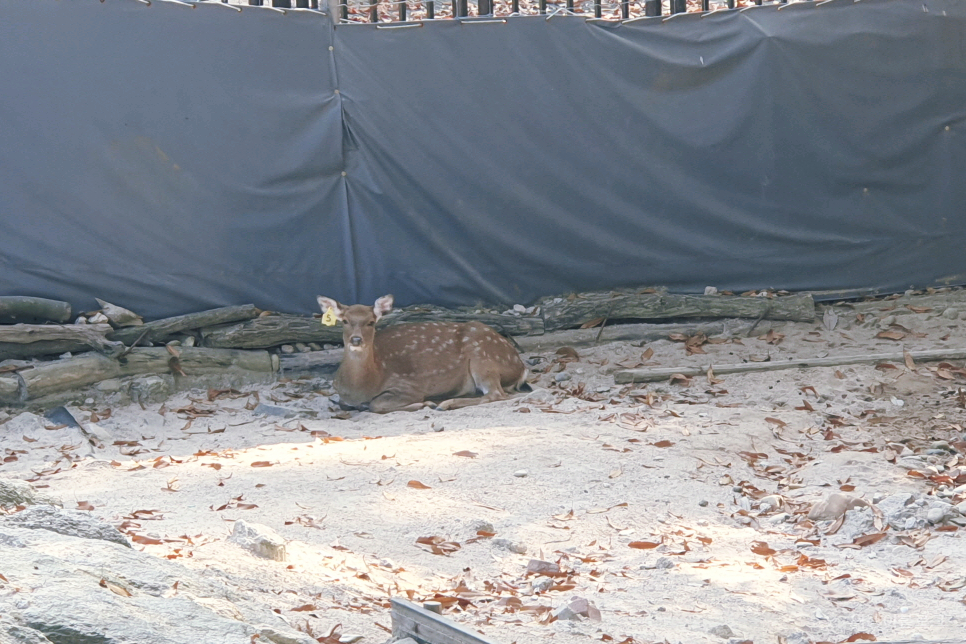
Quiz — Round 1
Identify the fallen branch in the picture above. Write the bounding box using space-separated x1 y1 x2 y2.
277 349 343 374
111 304 260 345
0 324 122 360
540 291 814 332
0 296 72 324
613 347 966 384
515 320 762 353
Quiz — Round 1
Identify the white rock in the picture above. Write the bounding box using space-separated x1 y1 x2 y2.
704 286 718 296
228 520 287 561
95 298 143 327
513 470 529 478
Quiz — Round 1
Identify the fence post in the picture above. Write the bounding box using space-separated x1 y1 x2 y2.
644 0 660 15
620 0 629 19
295 0 309 7
593 0 601 17
426 0 434 17
670 0 685 12
511 0 519 12
538 0 546 14
479 0 491 15
271 0 292 7
398 0 407 19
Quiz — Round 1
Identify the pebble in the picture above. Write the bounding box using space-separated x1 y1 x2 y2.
956 501 966 515
513 470 528 478
943 307 959 320
698 500 709 507
554 372 572 382
904 517 918 530
513 304 526 313
181 336 196 347
295 343 310 353
280 345 295 354
708 625 735 639
308 343 322 351
704 286 718 296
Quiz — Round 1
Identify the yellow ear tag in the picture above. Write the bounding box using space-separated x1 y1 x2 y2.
322 307 337 327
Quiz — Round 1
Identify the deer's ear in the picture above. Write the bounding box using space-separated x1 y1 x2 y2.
316 296 345 320
373 294 394 320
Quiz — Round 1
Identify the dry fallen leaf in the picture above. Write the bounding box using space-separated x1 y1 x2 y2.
407 480 432 489
628 541 661 550
99 579 132 597
250 461 273 468
77 501 95 511
453 450 478 458
876 330 906 341
751 541 776 556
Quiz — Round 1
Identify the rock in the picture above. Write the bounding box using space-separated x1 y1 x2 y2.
280 345 296 354
877 492 917 530
835 507 876 543
94 378 123 393
554 372 572 382
85 422 113 444
531 578 553 594
338 636 363 644
704 286 718 296
759 494 783 512
903 516 919 530
513 304 526 313
0 524 313 644
129 375 170 405
513 470 529 478
526 559 560 575
943 307 959 320
95 298 143 327
698 500 709 507
0 479 62 508
709 624 736 639
3 505 130 548
926 507 948 524
228 520 287 561
88 312 110 325
956 500 966 515
808 493 867 521
551 596 600 622
492 538 527 554
4 412 48 437
252 404 297 419
295 343 310 353
181 336 197 347
308 343 322 351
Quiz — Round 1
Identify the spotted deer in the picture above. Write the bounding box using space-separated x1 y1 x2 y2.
317 294 530 413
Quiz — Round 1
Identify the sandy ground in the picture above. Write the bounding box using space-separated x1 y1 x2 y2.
4 290 966 644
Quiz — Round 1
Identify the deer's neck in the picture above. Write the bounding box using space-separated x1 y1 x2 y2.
336 346 386 404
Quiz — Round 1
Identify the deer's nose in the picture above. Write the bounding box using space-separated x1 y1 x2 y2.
350 336 363 346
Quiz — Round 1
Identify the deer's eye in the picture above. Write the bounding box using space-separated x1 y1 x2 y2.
366 321 375 327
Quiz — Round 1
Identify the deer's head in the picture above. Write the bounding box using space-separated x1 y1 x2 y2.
317 295 394 353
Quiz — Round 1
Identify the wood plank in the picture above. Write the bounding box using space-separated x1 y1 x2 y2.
514 320 762 352
390 598 502 644
540 291 814 332
614 348 966 384
110 304 260 345
0 296 72 324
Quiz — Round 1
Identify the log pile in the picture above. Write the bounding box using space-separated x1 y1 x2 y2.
0 288 819 402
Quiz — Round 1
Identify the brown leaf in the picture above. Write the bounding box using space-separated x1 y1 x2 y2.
844 633 877 642
407 480 432 489
876 330 906 341
131 535 163 545
751 541 776 556
555 346 580 360
453 450 478 458
764 417 787 428
905 305 932 314
291 604 319 612
851 532 887 547
651 440 674 448
580 317 606 329
669 373 692 386
628 541 661 550
250 461 273 468
77 501 95 512
903 350 916 371
99 579 132 597
641 347 654 361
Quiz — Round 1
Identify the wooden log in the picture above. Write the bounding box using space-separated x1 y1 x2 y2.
539 291 815 332
514 320 764 352
613 347 966 384
110 304 260 345
202 310 542 350
0 324 122 360
0 297 71 324
0 347 277 403
390 597 502 644
277 349 343 374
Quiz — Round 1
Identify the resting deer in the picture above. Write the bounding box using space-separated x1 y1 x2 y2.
317 294 530 413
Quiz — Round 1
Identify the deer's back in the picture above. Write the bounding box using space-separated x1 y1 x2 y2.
375 321 523 397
